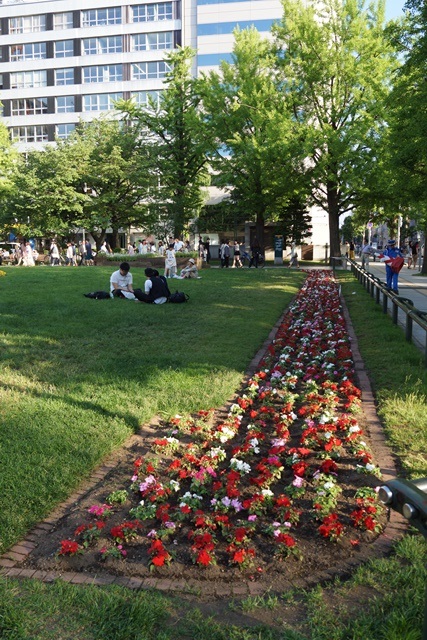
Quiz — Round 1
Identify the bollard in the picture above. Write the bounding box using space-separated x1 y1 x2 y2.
379 477 427 639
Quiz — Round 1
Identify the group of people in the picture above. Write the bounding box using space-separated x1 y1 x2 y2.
110 256 199 304
217 239 264 268
0 242 39 266
126 237 192 257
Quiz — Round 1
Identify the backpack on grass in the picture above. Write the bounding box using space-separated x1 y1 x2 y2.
168 291 189 303
84 291 111 299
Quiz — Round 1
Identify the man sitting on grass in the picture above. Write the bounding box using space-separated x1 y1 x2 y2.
110 262 137 299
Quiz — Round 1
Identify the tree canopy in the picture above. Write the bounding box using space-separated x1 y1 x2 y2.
273 0 397 256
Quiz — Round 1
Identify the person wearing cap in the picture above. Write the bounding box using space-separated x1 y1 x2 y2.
180 257 199 279
134 267 171 304
110 262 136 299
383 239 403 293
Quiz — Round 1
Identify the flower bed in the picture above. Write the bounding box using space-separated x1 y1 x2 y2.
22 270 387 587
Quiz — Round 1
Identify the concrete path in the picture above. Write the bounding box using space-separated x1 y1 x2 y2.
355 259 427 353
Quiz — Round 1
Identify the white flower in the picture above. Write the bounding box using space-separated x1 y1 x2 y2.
261 489 274 497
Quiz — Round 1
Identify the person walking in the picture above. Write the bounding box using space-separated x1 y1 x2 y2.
50 241 60 266
360 243 372 270
383 239 404 294
349 241 355 260
249 238 262 268
411 240 419 269
232 241 243 268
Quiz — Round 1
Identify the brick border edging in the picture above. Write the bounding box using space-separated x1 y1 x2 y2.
0 277 408 598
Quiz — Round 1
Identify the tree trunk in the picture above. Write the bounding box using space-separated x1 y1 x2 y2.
326 179 341 258
256 211 265 251
111 229 120 251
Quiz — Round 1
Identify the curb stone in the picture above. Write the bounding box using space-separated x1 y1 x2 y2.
0 273 407 597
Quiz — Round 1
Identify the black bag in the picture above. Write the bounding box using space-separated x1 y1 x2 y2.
84 291 111 299
168 291 189 303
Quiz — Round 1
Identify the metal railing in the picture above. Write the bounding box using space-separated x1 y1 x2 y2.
345 259 427 366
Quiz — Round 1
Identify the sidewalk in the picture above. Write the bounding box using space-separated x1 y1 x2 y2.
356 259 427 351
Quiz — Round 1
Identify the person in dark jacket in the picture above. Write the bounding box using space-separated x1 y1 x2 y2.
135 268 171 304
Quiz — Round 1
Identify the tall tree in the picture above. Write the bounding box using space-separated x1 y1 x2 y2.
200 28 307 249
273 0 397 257
386 0 427 272
70 117 157 249
2 142 89 239
119 47 213 238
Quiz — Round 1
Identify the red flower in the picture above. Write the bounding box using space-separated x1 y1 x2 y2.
59 540 79 556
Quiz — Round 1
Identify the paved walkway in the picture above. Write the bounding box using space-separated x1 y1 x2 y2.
355 259 427 352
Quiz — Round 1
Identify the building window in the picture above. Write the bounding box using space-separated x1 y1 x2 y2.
83 64 123 83
82 36 123 55
11 126 48 143
11 98 48 116
10 70 47 89
54 12 73 30
132 61 171 80
55 68 74 86
131 90 162 108
56 96 75 113
83 93 123 111
197 18 276 36
82 7 122 27
9 15 46 34
56 124 76 139
132 3 173 22
54 40 74 58
131 32 173 51
10 43 46 62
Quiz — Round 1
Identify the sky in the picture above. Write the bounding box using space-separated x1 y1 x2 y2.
385 0 407 21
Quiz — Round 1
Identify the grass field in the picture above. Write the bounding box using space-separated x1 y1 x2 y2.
0 265 426 639
0 264 304 552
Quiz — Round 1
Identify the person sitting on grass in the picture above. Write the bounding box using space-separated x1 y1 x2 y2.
110 262 137 299
135 268 171 304
180 258 200 279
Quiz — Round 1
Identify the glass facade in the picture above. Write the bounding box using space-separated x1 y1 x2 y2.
83 93 123 111
11 126 48 143
83 36 123 55
132 3 173 22
10 70 47 89
82 8 122 27
197 18 276 35
83 64 123 83
10 42 47 61
56 124 76 139
131 61 171 79
132 32 173 51
9 15 46 34
11 98 48 116
55 68 75 86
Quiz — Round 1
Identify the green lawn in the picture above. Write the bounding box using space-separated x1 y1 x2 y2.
0 264 304 552
0 265 426 639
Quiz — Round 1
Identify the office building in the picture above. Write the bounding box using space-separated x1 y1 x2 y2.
0 0 283 151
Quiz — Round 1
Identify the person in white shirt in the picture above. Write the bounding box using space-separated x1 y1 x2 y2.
66 242 74 266
110 262 136 299
174 238 184 252
136 268 170 304
361 243 373 270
